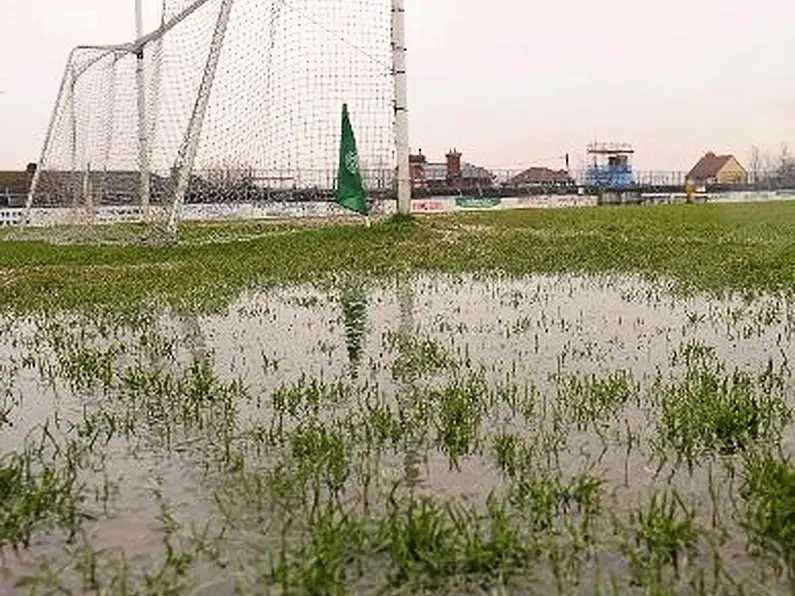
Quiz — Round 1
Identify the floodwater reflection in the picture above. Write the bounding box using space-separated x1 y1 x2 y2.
1 272 794 593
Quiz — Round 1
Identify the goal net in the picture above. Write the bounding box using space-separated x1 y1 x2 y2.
27 0 396 225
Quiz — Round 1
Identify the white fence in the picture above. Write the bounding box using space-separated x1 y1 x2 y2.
1 190 794 227
410 195 598 214
0 201 396 227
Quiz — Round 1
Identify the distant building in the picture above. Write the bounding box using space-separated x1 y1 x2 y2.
687 152 747 185
585 142 635 188
410 149 493 192
507 166 574 188
0 171 29 194
0 164 35 206
30 169 170 207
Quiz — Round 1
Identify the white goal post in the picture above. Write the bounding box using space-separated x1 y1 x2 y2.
25 0 411 228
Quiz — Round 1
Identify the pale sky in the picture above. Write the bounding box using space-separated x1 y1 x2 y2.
1 0 794 172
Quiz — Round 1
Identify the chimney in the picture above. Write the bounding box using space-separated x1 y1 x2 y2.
409 149 426 187
446 148 462 180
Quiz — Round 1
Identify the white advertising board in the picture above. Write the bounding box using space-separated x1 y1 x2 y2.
1 191 791 227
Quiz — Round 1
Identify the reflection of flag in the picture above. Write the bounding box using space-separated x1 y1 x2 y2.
340 281 367 378
335 103 369 216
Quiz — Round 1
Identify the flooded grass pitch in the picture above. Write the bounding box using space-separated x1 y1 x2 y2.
1 203 795 594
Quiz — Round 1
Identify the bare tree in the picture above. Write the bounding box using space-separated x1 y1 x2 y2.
759 150 777 188
778 143 795 188
779 143 791 169
748 145 762 185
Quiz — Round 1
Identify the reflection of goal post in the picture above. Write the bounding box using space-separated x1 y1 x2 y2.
26 0 411 228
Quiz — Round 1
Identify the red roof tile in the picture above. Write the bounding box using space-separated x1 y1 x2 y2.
687 152 737 180
510 167 573 185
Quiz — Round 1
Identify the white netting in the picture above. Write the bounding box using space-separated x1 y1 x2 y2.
30 0 395 209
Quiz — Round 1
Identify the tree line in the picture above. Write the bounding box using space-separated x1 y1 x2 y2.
747 144 795 188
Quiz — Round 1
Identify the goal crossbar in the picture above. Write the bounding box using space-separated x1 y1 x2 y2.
26 0 411 227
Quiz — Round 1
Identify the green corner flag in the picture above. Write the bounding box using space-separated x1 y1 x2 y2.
335 103 370 216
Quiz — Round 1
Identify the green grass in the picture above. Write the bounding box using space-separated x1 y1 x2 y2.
740 451 795 580
653 364 792 467
1 201 794 316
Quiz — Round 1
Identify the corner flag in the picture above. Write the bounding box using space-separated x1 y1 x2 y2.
335 103 370 216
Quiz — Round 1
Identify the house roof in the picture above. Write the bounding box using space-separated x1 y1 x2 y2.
0 171 30 194
423 162 494 181
409 153 426 164
687 152 744 179
509 166 572 185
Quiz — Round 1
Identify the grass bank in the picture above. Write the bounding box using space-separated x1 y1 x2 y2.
0 201 794 314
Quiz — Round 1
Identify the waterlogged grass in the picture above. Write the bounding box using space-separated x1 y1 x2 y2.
0 204 795 593
0 417 113 555
654 364 791 467
740 451 795 580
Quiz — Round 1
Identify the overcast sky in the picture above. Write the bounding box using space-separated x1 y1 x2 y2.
1 0 793 172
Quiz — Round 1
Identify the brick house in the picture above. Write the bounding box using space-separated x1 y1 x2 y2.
410 149 494 192
687 152 747 185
